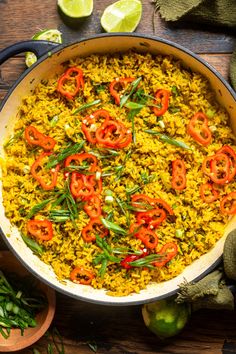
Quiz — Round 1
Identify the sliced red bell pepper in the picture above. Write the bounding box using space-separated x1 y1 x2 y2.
27 219 53 241
84 195 102 219
171 159 186 191
95 119 132 149
131 194 155 211
136 208 166 229
70 172 94 199
82 218 109 242
109 77 135 105
200 183 219 203
57 67 84 100
153 89 170 117
187 112 212 146
120 249 149 269
153 198 174 216
135 227 158 249
220 192 236 215
217 145 236 182
65 153 98 172
202 153 232 184
25 125 56 151
31 152 59 190
154 242 178 267
70 267 94 285
82 109 111 145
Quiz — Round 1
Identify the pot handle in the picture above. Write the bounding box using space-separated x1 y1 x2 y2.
0 40 59 65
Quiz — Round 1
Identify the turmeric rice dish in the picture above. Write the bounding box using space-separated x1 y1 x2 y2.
2 52 236 296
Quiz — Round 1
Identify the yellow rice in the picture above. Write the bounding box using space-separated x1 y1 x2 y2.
2 52 236 296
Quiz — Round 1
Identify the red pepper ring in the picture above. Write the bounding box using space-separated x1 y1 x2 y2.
82 109 111 145
96 119 132 149
25 125 56 151
153 89 170 117
220 192 236 215
200 183 219 203
70 267 94 285
82 218 109 243
27 219 53 241
57 67 84 100
70 172 94 200
210 153 230 185
136 208 166 229
65 153 98 172
187 112 212 146
135 228 158 249
154 242 178 267
217 145 236 182
84 195 102 219
171 159 186 191
109 77 135 105
31 152 59 190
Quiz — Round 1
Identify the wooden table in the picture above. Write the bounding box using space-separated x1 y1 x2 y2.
0 1 236 353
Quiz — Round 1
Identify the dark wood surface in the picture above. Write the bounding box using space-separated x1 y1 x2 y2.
0 1 236 353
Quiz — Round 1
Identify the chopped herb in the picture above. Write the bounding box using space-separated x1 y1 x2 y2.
171 85 179 97
101 218 127 235
126 185 141 195
120 77 142 108
4 129 24 149
50 115 59 127
49 209 71 222
72 99 101 114
21 233 44 256
27 198 52 219
125 102 144 110
46 141 85 169
168 106 181 114
95 84 106 94
144 130 192 150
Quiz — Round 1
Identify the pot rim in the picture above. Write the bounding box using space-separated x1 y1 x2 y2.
0 32 234 305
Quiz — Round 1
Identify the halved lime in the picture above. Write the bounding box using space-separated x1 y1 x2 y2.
58 0 93 18
101 0 142 33
25 29 62 67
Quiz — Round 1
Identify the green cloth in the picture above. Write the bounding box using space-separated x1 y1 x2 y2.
176 270 234 311
153 0 236 90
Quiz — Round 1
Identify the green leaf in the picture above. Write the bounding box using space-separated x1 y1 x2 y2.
125 102 144 110
46 141 85 169
21 234 44 256
27 198 52 219
120 77 142 108
144 130 192 150
101 218 127 235
72 99 101 115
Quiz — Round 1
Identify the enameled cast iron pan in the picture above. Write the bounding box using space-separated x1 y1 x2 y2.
0 34 236 305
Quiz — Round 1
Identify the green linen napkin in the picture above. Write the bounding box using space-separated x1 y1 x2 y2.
153 0 236 90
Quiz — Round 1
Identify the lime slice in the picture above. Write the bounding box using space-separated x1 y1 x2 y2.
25 29 62 67
101 0 142 33
57 0 93 18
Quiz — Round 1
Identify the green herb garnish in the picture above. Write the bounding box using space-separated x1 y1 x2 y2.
72 99 101 114
21 234 44 256
144 130 192 150
4 129 24 149
101 218 127 235
46 141 85 169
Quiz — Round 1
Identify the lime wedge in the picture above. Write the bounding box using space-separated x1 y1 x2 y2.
57 0 93 18
25 29 62 67
101 0 142 33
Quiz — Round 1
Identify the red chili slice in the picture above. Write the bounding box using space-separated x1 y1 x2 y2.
153 89 170 117
95 119 131 149
25 125 56 151
65 153 98 172
135 228 158 249
27 219 53 241
172 159 186 191
109 77 135 105
31 152 59 190
217 145 236 182
187 112 212 146
84 195 102 219
154 242 178 267
82 218 109 242
70 267 94 285
82 109 111 145
136 208 166 229
70 172 94 200
57 67 84 100
200 183 219 203
220 192 236 215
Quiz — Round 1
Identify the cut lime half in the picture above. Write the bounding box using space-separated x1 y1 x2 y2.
101 0 142 33
58 0 93 18
25 29 62 67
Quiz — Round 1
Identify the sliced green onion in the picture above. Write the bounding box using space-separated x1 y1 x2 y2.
144 130 192 150
101 218 127 235
72 99 101 115
120 77 142 108
26 198 52 219
46 141 85 169
21 233 44 256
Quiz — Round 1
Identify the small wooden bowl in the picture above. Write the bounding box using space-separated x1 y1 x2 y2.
0 251 56 352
